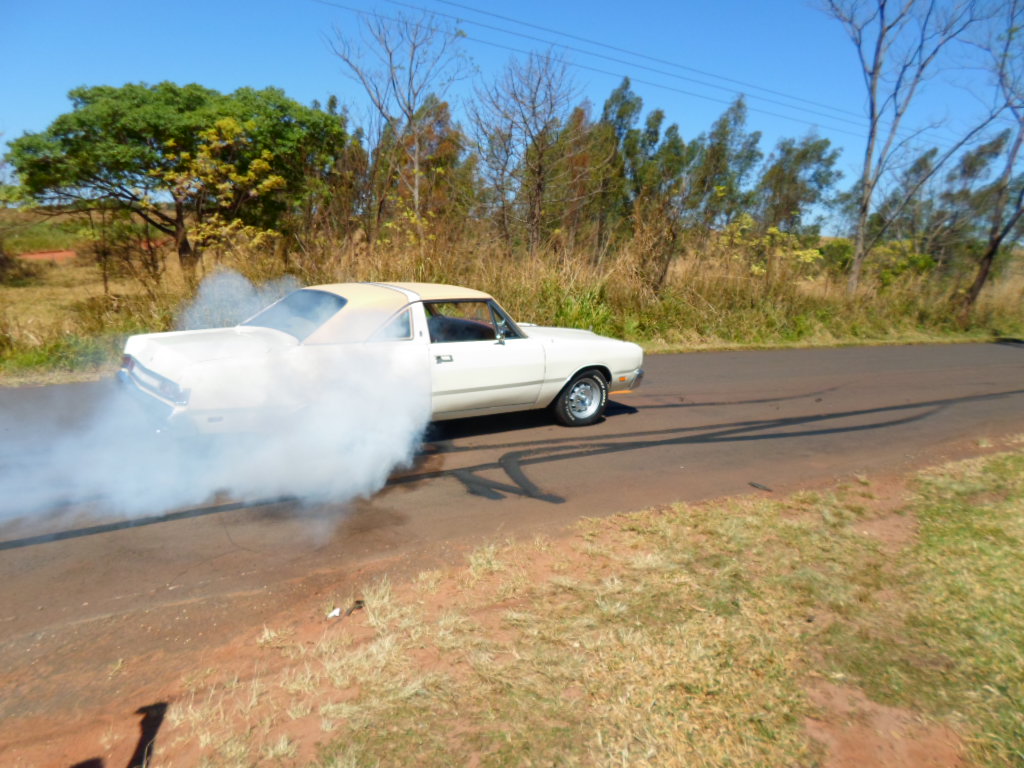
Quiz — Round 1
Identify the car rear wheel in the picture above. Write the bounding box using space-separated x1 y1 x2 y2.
552 369 608 426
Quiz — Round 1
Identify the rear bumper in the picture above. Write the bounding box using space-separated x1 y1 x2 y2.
117 369 195 436
118 369 289 435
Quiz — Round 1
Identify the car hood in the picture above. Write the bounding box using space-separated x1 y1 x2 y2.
124 326 298 378
522 325 604 342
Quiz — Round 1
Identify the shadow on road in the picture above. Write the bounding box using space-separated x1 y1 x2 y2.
3 386 1022 549
400 387 1024 501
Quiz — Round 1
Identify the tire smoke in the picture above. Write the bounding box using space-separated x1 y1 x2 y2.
0 272 431 528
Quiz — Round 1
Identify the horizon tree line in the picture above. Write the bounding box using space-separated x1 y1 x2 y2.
3 0 1022 315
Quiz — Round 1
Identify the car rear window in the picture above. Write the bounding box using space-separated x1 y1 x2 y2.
242 289 347 341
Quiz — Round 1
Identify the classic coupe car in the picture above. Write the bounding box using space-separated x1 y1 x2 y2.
119 282 644 434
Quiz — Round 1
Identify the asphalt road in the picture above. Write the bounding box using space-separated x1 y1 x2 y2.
2 343 1024 646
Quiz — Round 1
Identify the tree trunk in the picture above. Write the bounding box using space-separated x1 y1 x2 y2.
847 122 877 296
174 202 199 283
958 207 1024 322
847 221 869 295
959 128 1024 322
959 240 998 322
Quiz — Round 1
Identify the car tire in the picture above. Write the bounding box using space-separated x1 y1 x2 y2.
552 369 608 426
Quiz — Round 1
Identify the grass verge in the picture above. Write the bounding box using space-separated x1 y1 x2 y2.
1 228 1022 382
151 443 1024 767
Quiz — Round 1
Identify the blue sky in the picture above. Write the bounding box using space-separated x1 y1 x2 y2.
0 0 997 183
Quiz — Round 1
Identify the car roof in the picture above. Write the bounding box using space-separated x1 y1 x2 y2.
308 282 493 304
381 282 493 301
299 282 497 344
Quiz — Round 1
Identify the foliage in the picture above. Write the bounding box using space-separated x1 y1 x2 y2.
5 82 349 280
870 239 937 286
819 238 854 273
684 97 763 232
1 19 1023 368
756 135 841 235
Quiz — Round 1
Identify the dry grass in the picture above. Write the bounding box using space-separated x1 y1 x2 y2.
2 228 1022 382
147 442 1024 767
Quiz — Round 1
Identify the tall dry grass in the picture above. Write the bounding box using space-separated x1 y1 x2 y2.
1 228 1022 377
249 226 1023 343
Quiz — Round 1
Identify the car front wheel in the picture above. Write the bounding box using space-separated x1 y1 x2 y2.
552 369 608 426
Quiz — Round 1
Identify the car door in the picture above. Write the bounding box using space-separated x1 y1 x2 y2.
426 300 545 415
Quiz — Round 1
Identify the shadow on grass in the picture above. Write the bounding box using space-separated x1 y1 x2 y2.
67 701 167 768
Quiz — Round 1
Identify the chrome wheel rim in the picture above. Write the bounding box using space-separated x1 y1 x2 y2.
567 379 600 419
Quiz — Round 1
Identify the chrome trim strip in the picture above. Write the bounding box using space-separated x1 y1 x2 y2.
435 379 545 396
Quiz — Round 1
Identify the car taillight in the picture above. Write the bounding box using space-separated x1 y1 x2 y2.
121 354 135 371
157 379 190 406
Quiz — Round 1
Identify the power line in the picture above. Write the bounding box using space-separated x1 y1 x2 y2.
407 0 969 151
313 0 965 152
316 0 864 137
464 32 876 143
429 0 868 122
384 0 877 133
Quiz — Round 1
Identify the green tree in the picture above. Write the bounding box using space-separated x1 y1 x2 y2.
594 78 689 264
755 135 841 235
869 147 940 253
591 80 639 248
283 93 367 258
5 82 349 280
684 97 763 232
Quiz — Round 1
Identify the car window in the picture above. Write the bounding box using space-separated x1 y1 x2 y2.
242 289 347 341
425 301 500 343
488 301 524 340
372 308 413 341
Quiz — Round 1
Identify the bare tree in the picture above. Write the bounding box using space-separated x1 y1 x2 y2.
331 11 468 237
959 0 1024 316
0 142 12 278
468 105 517 250
470 50 579 255
823 0 989 292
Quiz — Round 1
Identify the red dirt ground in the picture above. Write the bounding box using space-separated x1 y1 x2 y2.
3 478 981 768
16 250 78 264
806 681 968 768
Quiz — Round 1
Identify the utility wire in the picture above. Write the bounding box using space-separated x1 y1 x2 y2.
315 0 963 151
317 0 861 136
429 0 867 122
468 31 876 142
385 0 875 132
406 0 970 151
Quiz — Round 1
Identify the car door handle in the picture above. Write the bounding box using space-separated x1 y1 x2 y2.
435 355 453 363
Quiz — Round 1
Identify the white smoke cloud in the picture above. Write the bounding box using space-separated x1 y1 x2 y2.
176 270 301 330
0 272 431 528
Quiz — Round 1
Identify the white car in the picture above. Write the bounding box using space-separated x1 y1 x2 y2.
119 282 644 434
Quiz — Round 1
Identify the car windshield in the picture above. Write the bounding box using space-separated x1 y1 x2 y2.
242 289 347 341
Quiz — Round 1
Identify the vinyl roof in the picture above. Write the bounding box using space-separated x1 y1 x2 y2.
301 282 496 344
309 282 493 303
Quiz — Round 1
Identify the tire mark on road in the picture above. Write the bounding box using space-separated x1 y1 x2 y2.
2 386 1021 545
